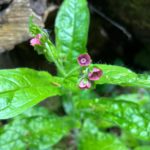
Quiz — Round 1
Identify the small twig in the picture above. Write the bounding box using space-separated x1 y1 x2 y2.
43 3 58 22
51 81 61 87
89 4 132 40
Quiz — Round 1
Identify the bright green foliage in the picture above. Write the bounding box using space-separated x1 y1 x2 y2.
0 0 150 149
78 120 128 150
0 107 78 150
0 68 61 119
134 146 150 150
55 0 90 60
91 64 150 88
75 98 150 140
29 17 43 36
115 93 150 105
63 64 150 91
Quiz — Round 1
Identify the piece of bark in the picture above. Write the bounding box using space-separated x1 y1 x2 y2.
0 0 44 53
0 0 12 5
29 0 47 16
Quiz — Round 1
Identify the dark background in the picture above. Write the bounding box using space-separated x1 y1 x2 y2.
0 0 150 73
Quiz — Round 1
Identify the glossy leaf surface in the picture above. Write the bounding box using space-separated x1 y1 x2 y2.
0 68 61 119
55 0 90 59
90 64 150 88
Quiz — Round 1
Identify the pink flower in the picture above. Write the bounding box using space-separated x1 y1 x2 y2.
88 68 103 81
77 54 91 66
79 79 91 89
30 34 42 46
30 38 40 46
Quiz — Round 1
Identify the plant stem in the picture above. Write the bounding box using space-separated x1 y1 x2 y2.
65 66 81 78
45 43 66 76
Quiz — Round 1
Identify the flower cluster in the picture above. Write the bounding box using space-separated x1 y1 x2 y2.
30 34 42 46
77 53 103 89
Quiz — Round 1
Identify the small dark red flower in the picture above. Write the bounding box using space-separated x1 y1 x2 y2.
77 54 91 66
79 79 91 89
88 68 103 81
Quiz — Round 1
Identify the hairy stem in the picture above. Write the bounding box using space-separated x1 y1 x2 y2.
45 43 66 76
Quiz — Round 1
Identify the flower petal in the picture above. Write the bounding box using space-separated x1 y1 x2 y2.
88 68 103 81
77 54 91 66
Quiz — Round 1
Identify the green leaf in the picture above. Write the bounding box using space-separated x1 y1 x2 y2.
0 107 78 150
91 64 150 88
115 93 150 105
134 146 150 150
55 0 90 59
78 120 128 150
0 68 61 119
75 98 150 140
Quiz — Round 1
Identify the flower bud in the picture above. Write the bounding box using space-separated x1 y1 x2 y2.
79 79 91 89
88 68 103 81
30 34 42 46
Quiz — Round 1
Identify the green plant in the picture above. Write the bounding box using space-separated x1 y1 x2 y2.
0 0 150 149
